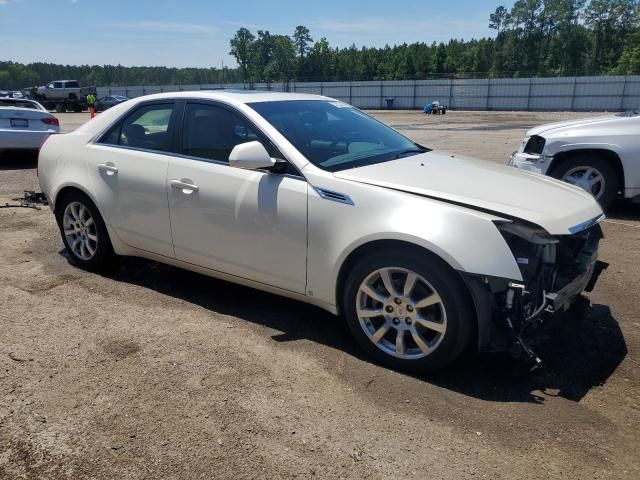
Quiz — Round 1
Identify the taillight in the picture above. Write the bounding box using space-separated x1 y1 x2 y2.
41 117 59 126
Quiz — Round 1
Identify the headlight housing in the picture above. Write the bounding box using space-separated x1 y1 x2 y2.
523 135 546 156
495 221 558 281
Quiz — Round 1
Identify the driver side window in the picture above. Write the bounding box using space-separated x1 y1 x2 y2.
181 103 260 163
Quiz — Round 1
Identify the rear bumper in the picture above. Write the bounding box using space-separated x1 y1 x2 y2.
0 129 57 150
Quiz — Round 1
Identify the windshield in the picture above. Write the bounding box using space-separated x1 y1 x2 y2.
248 100 427 172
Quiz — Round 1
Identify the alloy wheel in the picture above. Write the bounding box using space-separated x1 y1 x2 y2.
356 267 447 360
62 201 98 261
562 166 605 199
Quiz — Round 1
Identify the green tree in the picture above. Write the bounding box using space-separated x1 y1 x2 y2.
229 28 255 82
489 6 509 34
293 25 313 58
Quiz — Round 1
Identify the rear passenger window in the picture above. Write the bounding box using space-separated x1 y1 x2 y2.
181 103 260 163
113 103 174 152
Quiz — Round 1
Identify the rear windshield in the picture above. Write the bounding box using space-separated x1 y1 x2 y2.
0 99 41 110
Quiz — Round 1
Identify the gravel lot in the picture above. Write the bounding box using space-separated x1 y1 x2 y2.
1 110 639 479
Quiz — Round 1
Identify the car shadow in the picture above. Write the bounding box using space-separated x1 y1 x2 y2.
82 254 626 405
606 201 640 221
0 151 38 170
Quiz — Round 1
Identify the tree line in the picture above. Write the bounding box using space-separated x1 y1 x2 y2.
230 0 640 82
1 0 639 90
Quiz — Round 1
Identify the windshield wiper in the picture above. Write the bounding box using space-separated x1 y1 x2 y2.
394 147 428 159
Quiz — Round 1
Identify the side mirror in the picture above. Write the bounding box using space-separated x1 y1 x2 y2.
229 141 275 170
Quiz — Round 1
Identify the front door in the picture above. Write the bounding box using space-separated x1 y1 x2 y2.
87 101 177 257
167 102 308 294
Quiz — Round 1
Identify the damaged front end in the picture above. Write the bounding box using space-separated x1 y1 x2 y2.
463 218 608 370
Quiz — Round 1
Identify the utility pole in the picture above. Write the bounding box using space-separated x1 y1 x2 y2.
221 60 226 85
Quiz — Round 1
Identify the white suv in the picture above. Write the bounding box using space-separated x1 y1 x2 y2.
508 112 640 208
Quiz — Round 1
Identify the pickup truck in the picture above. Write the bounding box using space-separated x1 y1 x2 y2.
33 80 96 113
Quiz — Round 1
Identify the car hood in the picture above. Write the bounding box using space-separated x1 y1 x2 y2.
334 151 603 235
526 115 619 136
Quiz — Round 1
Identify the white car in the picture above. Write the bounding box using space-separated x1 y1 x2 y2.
38 91 606 371
0 98 60 152
508 112 640 208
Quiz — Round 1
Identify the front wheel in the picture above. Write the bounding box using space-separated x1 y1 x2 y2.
342 249 475 372
551 155 619 209
55 191 113 271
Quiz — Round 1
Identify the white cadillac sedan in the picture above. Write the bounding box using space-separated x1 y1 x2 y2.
0 98 60 153
39 91 606 371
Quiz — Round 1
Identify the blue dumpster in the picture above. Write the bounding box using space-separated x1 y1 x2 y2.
385 98 395 110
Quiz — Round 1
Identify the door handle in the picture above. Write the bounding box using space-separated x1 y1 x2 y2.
98 163 118 175
170 179 199 193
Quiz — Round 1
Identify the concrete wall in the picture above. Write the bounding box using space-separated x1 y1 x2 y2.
97 76 640 111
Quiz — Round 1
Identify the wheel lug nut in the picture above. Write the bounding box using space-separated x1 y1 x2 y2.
392 317 400 325
394 298 402 305
407 305 414 312
385 305 394 313
405 318 412 325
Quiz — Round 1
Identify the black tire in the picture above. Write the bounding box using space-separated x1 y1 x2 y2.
342 248 475 372
55 103 65 113
55 190 113 271
73 104 83 113
550 154 620 209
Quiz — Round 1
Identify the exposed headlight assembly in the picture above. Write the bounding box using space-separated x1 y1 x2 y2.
495 220 558 281
495 221 557 246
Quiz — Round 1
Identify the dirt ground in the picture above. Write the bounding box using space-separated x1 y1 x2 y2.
1 110 639 479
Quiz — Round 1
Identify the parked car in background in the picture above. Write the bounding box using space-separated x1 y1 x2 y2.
95 95 129 112
0 91 25 99
0 98 59 153
38 91 605 371
508 111 640 208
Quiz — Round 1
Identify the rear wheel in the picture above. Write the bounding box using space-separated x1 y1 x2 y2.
55 191 113 271
342 249 474 372
550 154 619 209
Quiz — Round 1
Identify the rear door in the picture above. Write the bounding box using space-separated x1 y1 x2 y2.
87 101 178 257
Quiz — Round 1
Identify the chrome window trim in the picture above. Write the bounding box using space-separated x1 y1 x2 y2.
89 143 306 181
91 96 305 178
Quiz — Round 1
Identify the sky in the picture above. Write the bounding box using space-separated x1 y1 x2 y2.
1 0 516 68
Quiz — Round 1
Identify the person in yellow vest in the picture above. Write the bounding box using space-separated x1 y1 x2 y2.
87 93 96 119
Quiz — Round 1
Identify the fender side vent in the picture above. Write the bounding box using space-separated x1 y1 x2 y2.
315 187 354 205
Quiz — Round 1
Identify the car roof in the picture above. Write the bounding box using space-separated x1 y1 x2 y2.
127 90 332 105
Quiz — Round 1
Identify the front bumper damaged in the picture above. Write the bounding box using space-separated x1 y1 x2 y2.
460 223 607 370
